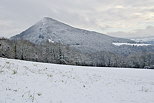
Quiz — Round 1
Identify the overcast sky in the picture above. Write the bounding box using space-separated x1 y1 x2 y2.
0 0 154 38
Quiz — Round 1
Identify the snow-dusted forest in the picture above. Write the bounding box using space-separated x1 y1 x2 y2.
0 38 154 68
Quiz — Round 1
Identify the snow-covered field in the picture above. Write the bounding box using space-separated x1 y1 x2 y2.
113 42 152 46
0 57 154 103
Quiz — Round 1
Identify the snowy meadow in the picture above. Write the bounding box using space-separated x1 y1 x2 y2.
0 57 154 103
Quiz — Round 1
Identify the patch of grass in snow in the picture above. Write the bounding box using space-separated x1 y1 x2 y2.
37 93 42 96
6 88 18 92
33 64 38 66
29 94 35 102
47 74 53 77
6 61 10 64
0 70 4 73
22 91 38 102
12 89 17 92
0 65 4 73
12 69 17 74
139 86 150 92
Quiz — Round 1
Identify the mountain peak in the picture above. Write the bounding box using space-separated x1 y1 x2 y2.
42 17 57 22
39 17 70 29
11 17 131 52
40 17 57 25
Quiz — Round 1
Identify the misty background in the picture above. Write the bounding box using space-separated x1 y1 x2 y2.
0 0 154 38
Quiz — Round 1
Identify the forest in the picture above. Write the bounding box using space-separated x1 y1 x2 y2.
0 38 154 69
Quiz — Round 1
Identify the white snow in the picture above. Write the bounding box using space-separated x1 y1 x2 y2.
0 57 154 103
48 39 54 43
113 42 151 46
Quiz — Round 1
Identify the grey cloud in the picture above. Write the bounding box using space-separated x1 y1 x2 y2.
108 26 154 38
0 0 154 38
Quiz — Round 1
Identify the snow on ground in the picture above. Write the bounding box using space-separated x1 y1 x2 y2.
113 42 152 46
48 39 54 43
0 57 154 103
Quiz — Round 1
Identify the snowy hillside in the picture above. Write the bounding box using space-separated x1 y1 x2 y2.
131 36 154 44
11 17 132 52
0 57 154 103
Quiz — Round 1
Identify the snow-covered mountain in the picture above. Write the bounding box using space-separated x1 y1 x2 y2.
11 17 132 52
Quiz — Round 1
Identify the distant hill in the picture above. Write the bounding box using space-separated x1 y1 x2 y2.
131 36 154 44
11 17 132 53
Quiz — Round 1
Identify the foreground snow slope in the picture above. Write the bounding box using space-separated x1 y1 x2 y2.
0 58 154 103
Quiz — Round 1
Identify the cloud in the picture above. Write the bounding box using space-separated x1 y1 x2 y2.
108 26 154 38
0 0 154 38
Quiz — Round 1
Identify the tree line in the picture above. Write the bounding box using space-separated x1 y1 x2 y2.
0 38 154 69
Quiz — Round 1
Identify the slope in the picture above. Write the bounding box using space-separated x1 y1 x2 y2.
11 17 132 52
0 57 154 103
